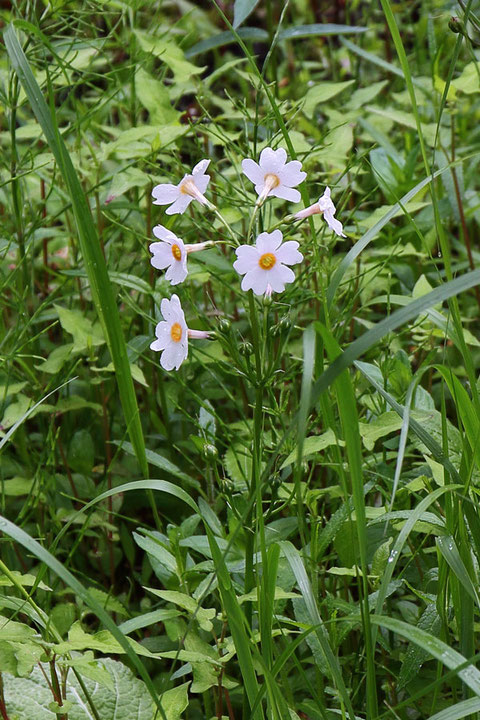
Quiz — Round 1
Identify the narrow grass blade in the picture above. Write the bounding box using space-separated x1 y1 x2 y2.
326 164 452 308
369 615 480 697
206 525 264 720
0 378 75 451
3 26 148 480
436 535 480 610
317 325 378 717
427 697 480 720
313 270 480 409
355 361 461 483
279 541 355 720
372 486 462 630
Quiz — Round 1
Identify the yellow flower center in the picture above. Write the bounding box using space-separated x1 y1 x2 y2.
170 322 182 343
259 252 276 270
171 244 182 261
264 173 280 189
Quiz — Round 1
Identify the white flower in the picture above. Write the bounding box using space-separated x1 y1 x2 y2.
233 229 303 296
150 295 211 371
294 187 346 237
149 225 213 286
152 159 212 215
241 147 306 204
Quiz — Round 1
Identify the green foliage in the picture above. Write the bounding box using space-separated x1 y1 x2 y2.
2 0 480 718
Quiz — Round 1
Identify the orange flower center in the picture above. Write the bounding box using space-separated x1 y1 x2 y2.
170 322 182 343
264 173 280 189
259 252 276 270
171 244 182 261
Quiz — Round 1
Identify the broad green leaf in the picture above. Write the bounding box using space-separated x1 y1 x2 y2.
0 395 32 433
281 428 342 468
135 67 180 124
359 412 403 451
348 80 388 109
0 571 51 591
145 589 215 632
452 62 480 94
34 344 74 374
106 167 150 201
4 658 154 720
303 80 355 117
158 682 190 720
55 305 104 352
135 30 205 82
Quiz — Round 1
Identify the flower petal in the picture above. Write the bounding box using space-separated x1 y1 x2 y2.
166 194 192 215
256 230 283 254
259 147 287 174
160 298 175 322
161 341 188 371
193 173 210 195
271 185 301 203
152 225 177 243
152 183 180 205
165 260 188 285
275 240 303 266
278 160 307 187
241 267 269 295
324 210 346 238
241 158 264 185
233 245 259 274
192 159 210 175
268 264 295 292
150 242 175 270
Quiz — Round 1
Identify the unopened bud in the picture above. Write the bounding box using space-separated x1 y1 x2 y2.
449 16 464 34
203 444 218 460
217 317 231 333
278 315 291 331
239 341 253 357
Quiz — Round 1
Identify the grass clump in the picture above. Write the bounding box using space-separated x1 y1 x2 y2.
1 1 480 719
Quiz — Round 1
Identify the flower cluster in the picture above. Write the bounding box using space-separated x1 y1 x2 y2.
149 148 345 370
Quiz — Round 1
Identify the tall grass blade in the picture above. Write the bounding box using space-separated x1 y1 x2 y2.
3 26 149 481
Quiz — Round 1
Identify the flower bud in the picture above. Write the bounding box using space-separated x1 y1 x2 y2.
217 317 231 333
203 444 218 460
448 16 464 33
239 341 253 357
278 315 291 331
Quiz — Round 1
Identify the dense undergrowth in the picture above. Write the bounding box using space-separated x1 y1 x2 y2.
2 1 480 719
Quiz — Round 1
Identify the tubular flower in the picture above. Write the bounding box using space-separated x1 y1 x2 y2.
150 295 211 371
294 187 346 237
241 147 306 204
152 159 212 215
149 225 213 286
233 229 303 296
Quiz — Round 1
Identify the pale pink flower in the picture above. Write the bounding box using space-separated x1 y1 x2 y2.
152 159 212 215
241 147 306 204
150 295 211 371
233 229 303 296
149 225 212 286
294 187 346 237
